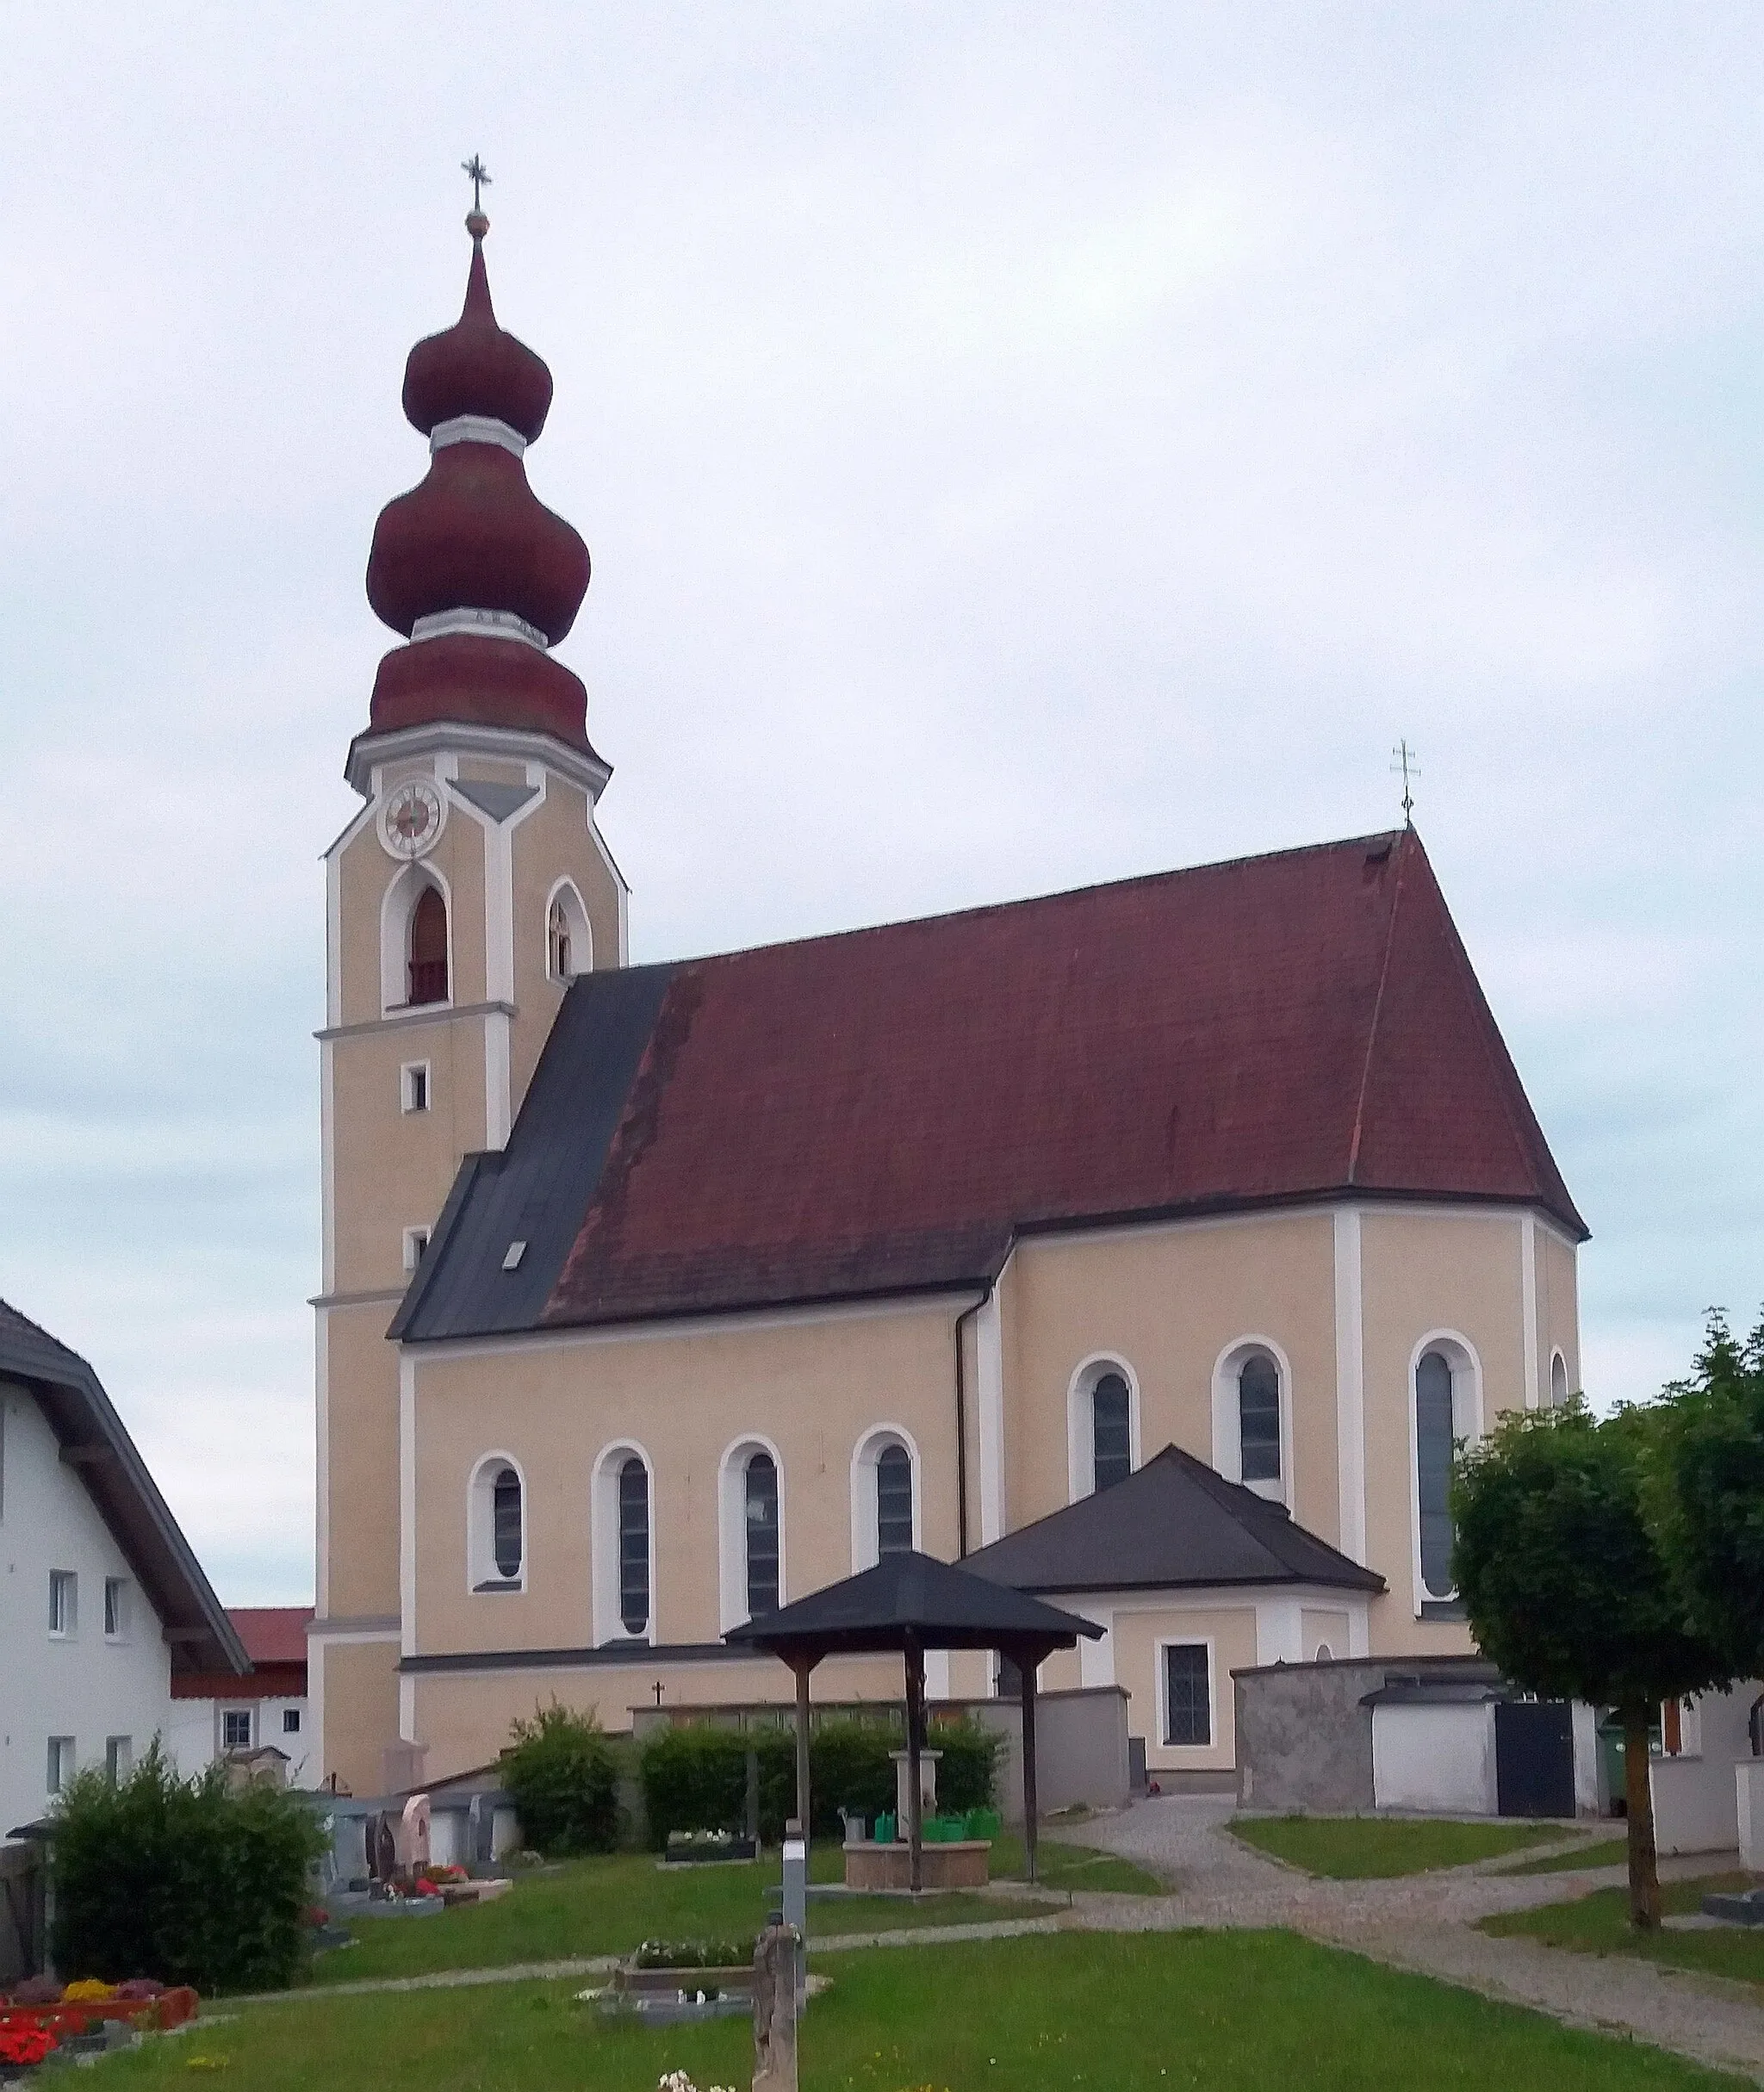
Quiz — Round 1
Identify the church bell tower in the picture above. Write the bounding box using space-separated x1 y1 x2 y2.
310 190 626 1792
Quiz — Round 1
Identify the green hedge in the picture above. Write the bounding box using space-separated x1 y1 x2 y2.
49 1743 328 1995
501 1703 621 1854
637 1716 1000 1847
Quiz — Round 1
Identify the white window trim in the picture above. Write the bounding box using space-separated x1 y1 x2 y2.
591 1439 657 1646
380 860 455 1015
1407 1329 1482 1615
543 875 593 984
1155 1636 1217 1750
1065 1354 1142 1503
49 1569 77 1639
1550 1347 1570 1408
103 1576 129 1642
717 1433 787 1633
849 1423 922 1573
401 1059 432 1114
468 1450 529 1594
220 1706 256 1752
1208 1334 1295 1507
402 1226 431 1273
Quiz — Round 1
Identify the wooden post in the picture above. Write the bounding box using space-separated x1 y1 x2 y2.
904 1629 925 1893
792 1658 814 1853
1019 1643 1040 1887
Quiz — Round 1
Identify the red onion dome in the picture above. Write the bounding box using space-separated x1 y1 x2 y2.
402 227 553 441
369 633 590 750
366 442 590 644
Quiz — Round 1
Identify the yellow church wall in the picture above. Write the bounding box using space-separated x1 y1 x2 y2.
1358 1209 1529 1656
999 1213 1339 1544
407 1300 966 1657
318 1638 402 1799
506 775 623 1108
320 1303 404 1620
1538 1225 1581 1398
1109 1604 1257 1775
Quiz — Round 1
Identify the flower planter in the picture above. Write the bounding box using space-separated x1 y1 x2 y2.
614 1964 757 1996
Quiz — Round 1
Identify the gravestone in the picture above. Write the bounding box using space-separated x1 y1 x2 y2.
751 1922 798 2092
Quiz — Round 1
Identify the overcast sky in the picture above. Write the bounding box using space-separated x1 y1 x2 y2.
3 5 1761 1605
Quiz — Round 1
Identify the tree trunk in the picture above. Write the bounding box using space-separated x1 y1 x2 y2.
1622 1703 1662 1931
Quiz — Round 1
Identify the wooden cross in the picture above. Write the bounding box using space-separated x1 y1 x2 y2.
462 154 492 212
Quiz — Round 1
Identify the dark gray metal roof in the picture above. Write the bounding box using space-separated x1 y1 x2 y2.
390 962 679 1341
0 1300 249 1677
962 1443 1386 1597
724 1549 1104 1658
451 779 539 823
1359 1681 1504 1708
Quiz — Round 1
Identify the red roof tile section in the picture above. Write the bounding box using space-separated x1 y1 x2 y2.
227 1607 314 1667
543 830 1582 1329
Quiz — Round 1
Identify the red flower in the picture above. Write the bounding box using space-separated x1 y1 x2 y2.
0 2027 58 2065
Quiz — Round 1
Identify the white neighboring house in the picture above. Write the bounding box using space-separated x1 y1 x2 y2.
0 1300 249 1840
165 1608 313 1785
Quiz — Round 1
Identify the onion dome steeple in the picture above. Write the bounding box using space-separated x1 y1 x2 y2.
358 186 596 757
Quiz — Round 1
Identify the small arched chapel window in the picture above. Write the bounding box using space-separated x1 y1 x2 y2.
876 1443 914 1557
744 1451 780 1618
407 885 450 1006
1092 1371 1132 1493
1238 1354 1282 1484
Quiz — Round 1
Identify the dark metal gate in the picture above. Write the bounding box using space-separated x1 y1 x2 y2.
1494 1699 1575 1818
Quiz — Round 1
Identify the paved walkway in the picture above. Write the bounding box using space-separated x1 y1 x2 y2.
1052 1795 1764 2084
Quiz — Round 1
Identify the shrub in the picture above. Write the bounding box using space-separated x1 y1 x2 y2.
502 1702 621 1854
49 1741 327 1995
929 1716 1003 1814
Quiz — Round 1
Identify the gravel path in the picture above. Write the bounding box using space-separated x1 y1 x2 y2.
1053 1795 1764 2083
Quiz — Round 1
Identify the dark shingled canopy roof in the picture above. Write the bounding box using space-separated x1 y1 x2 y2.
0 1301 248 1678
394 828 1584 1343
723 1549 1105 1657
962 1444 1386 1596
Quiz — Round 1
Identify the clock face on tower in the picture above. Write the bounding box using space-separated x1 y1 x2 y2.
379 780 446 860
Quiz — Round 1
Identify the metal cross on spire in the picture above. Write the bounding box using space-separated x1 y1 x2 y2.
462 154 493 212
1390 739 1420 827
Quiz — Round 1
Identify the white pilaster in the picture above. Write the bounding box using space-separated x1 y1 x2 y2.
1078 1609 1115 1688
399 1352 417 1661
483 1010 512 1150
976 1288 1006 1544
1520 1213 1539 1409
1332 1207 1367 1563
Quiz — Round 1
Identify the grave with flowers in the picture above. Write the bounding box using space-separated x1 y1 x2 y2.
0 1978 200 2082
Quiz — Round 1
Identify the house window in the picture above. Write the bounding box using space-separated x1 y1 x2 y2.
618 1456 650 1635
1162 1643 1212 1747
401 1062 431 1114
47 1737 75 1793
283 1708 302 1735
49 1570 77 1636
103 1577 127 1639
745 1451 780 1618
1416 1349 1457 1599
493 1467 523 1580
1550 1351 1569 1407
1092 1372 1132 1493
222 1709 253 1752
407 885 450 1006
1238 1354 1282 1484
106 1736 132 1781
876 1444 914 1557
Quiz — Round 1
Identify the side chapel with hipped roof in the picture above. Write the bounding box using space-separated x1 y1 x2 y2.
310 203 1586 1797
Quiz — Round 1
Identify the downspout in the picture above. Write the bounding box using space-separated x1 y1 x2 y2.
953 1286 991 1559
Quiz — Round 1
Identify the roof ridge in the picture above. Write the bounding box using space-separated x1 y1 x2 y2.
0 1294 94 1374
1345 835 1407 1186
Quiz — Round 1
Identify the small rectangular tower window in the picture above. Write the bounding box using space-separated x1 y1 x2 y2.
104 1577 128 1638
49 1570 77 1636
402 1226 431 1273
401 1062 431 1114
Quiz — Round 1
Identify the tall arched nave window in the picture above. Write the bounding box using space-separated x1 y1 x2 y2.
1091 1370 1132 1493
744 1450 780 1618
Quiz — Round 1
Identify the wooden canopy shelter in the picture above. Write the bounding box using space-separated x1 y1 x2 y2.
724 1549 1102 1888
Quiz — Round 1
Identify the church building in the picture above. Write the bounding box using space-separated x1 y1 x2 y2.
309 207 1587 1798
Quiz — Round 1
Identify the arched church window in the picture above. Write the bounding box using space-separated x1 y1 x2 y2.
492 1465 523 1581
1415 1350 1456 1599
876 1443 914 1557
549 898 574 981
1238 1353 1282 1484
744 1451 780 1618
618 1456 650 1636
408 885 450 1006
1092 1371 1132 1493
1550 1351 1569 1407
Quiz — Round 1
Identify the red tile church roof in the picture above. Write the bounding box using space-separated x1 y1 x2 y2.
394 829 1584 1343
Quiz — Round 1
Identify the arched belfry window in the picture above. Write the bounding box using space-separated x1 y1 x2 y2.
618 1456 650 1636
1238 1354 1282 1485
877 1444 914 1557
744 1451 780 1618
1415 1350 1457 1599
548 899 573 981
407 885 450 1006
545 881 592 985
1092 1371 1132 1493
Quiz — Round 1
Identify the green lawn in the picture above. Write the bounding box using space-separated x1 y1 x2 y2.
1500 1836 1630 1877
1484 1871 1764 1989
304 1839 1146 1989
101 1932 1742 2091
1229 1814 1572 1879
